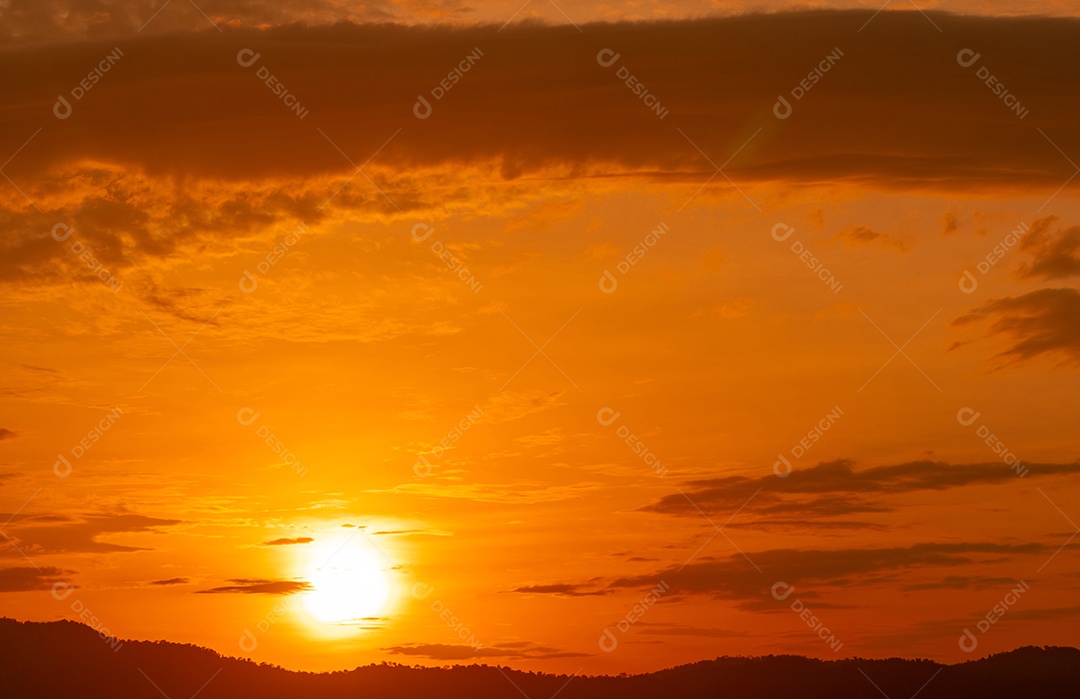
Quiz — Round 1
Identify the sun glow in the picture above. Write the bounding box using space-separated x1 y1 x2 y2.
302 537 393 625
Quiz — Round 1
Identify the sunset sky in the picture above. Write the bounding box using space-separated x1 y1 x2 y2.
1 0 1079 677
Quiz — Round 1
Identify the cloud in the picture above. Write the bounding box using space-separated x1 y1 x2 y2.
480 391 564 424
942 210 961 235
0 566 75 592
1004 605 1080 621
260 537 314 546
898 575 1020 591
952 288 1080 365
0 512 183 557
148 577 190 586
509 583 612 597
381 641 587 660
1017 217 1080 280
0 428 15 440
0 0 476 43
3 14 1079 190
830 225 910 251
376 480 603 504
3 13 1079 301
195 578 312 595
641 459 1080 521
6 1 1080 45
370 529 451 537
601 542 1048 602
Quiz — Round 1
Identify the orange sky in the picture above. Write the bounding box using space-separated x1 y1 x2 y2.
1 1 1079 677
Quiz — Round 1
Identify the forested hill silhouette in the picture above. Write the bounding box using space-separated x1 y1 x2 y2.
2 618 1079 699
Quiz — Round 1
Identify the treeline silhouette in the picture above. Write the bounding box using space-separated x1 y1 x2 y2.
1 618 1078 698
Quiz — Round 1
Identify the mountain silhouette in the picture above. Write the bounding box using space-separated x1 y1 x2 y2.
1 618 1078 698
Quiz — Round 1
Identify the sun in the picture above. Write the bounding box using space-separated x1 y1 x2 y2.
302 538 393 625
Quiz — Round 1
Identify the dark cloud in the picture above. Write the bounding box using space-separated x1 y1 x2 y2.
0 13 1078 292
1017 217 1080 280
509 583 612 597
0 566 75 592
0 428 16 440
727 519 889 531
642 459 1080 521
899 575 1020 591
1005 605 1080 621
1 13 1078 188
602 542 1048 602
195 578 311 594
148 577 190 585
953 288 1080 365
942 210 961 235
260 537 313 546
0 512 183 557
